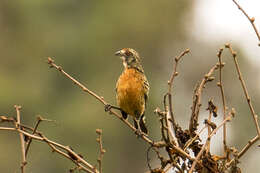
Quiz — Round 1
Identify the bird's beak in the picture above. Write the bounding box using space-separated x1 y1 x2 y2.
115 50 121 56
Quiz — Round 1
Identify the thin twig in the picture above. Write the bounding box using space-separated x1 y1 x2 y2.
25 116 55 156
166 109 178 146
162 94 177 147
189 64 218 135
189 134 209 173
25 116 42 156
1 115 97 173
167 49 190 134
168 48 190 93
189 109 235 173
162 96 171 144
206 105 213 154
184 126 207 151
0 126 98 173
45 140 91 172
226 135 259 167
15 105 27 173
225 44 260 137
154 107 168 144
163 105 175 163
237 135 259 158
169 144 196 163
96 129 105 173
217 47 228 157
1 122 192 172
232 0 260 45
0 127 15 131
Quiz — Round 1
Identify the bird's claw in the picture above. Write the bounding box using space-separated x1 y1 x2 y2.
135 129 147 138
135 129 141 137
104 104 112 112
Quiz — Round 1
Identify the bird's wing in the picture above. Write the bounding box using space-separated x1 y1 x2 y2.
143 75 150 107
115 83 118 93
115 77 120 93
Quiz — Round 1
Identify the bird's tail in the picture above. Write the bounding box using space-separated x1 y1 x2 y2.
139 114 148 134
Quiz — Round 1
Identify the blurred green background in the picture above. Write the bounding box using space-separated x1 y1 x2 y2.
0 0 259 172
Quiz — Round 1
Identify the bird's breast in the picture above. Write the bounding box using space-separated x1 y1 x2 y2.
116 68 145 118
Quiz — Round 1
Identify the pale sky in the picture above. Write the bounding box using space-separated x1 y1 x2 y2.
192 0 260 63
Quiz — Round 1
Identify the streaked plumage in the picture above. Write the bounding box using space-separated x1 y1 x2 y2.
115 48 149 134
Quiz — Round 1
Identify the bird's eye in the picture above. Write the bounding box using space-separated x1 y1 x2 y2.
125 50 132 57
130 57 136 63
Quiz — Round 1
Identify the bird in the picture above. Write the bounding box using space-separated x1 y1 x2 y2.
106 48 150 135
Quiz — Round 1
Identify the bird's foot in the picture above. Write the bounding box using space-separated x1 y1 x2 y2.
104 104 112 112
105 104 122 112
135 129 148 138
135 129 142 138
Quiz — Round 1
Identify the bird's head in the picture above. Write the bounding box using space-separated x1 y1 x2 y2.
115 48 143 72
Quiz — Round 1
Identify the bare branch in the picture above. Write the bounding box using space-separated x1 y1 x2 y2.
166 109 178 146
168 48 190 93
96 129 105 173
0 125 98 173
164 49 189 144
25 116 42 156
226 135 259 167
217 47 228 157
232 0 260 46
168 49 190 116
189 64 218 135
14 105 27 173
225 43 260 138
206 101 213 154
